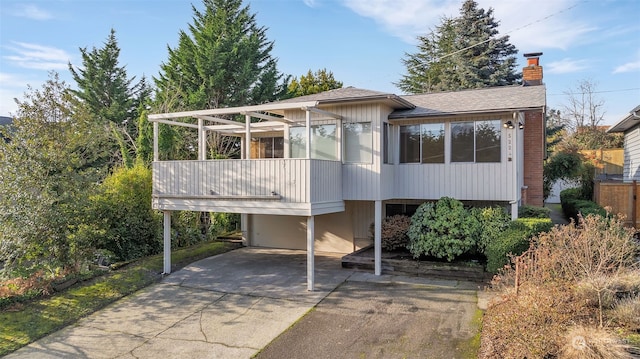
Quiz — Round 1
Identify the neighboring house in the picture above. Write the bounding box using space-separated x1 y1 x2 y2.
594 106 640 228
149 54 546 289
607 105 640 181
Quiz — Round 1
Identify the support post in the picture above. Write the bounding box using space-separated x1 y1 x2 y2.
245 114 251 159
198 117 206 160
374 200 382 276
305 109 311 159
633 180 637 229
307 215 315 291
153 121 159 161
163 211 171 274
241 213 249 246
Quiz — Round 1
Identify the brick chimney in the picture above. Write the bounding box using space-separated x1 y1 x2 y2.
522 52 543 86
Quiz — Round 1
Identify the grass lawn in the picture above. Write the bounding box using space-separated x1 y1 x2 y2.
0 240 240 356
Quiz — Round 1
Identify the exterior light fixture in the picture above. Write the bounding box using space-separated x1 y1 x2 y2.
519 122 524 130
503 120 514 129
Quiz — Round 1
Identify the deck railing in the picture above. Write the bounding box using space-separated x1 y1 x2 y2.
152 158 342 204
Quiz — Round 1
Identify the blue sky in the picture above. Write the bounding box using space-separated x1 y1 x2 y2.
1 0 639 125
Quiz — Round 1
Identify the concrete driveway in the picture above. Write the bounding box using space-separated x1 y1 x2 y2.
5 248 482 359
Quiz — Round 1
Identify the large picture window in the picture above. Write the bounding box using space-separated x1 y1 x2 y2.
399 123 444 163
289 124 338 160
343 122 372 163
451 120 501 163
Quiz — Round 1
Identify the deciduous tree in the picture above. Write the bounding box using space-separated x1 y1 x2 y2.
0 73 110 275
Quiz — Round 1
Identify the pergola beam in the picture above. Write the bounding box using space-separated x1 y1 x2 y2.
242 111 293 123
302 106 342 120
147 101 320 121
194 115 243 126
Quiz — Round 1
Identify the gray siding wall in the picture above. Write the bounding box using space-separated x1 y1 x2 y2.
624 125 640 181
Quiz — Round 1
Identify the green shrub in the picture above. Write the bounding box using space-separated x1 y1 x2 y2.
560 187 607 222
407 197 480 261
369 215 412 251
472 206 511 253
90 164 161 261
518 205 551 219
485 218 553 273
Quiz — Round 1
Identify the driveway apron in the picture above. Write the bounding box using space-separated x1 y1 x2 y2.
5 248 482 359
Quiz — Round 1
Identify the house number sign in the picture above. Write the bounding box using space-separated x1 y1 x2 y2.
507 132 513 161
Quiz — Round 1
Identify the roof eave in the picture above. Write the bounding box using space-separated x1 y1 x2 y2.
607 105 640 133
317 94 415 110
389 106 545 120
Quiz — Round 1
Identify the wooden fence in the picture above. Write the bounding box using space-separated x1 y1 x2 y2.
580 149 624 177
593 180 639 228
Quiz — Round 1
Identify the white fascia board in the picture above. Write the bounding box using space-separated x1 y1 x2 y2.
148 101 319 120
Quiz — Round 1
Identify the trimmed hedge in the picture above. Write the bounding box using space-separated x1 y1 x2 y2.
518 205 551 219
485 218 553 273
560 188 606 222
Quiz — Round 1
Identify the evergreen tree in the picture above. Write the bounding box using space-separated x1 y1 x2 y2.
154 0 287 111
287 68 343 97
69 29 151 165
397 0 520 94
69 29 149 126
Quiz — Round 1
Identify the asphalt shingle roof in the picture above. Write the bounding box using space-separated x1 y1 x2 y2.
391 85 546 119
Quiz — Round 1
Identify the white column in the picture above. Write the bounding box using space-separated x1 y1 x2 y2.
198 117 206 160
245 114 251 159
241 213 249 246
307 215 315 291
153 121 159 161
284 123 290 159
305 109 311 159
163 211 171 274
374 200 382 276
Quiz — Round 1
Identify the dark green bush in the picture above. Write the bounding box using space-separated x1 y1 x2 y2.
560 188 606 222
407 197 481 261
518 205 551 219
369 215 412 251
485 218 553 273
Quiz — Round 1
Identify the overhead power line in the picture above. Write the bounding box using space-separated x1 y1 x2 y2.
423 2 583 64
548 88 640 96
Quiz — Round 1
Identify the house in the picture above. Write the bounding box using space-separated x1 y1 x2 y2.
148 54 546 290
593 105 640 228
607 105 640 181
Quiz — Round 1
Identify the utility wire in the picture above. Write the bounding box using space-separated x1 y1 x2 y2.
424 2 583 63
548 88 640 96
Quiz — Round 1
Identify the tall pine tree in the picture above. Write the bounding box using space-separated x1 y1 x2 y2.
397 0 520 94
69 29 151 166
69 29 150 126
154 0 287 111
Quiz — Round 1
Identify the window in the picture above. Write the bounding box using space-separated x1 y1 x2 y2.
451 120 501 163
383 123 392 164
386 203 421 217
475 120 501 162
399 123 444 163
251 137 284 159
343 122 372 163
421 123 445 163
289 124 338 160
451 122 475 162
400 125 420 163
